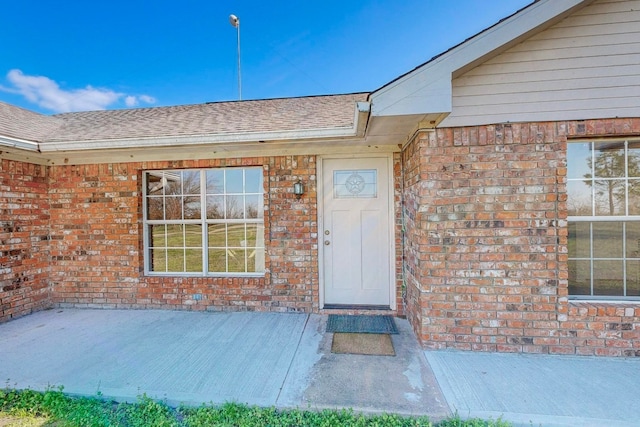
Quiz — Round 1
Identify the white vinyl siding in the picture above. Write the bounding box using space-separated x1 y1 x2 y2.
442 0 640 127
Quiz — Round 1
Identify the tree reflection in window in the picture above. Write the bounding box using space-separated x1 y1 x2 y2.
581 142 640 216
144 168 264 275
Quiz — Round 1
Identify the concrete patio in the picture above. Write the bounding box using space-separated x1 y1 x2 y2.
0 309 448 418
1 309 639 426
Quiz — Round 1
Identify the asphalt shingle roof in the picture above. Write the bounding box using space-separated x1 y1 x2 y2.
0 93 369 144
0 102 64 142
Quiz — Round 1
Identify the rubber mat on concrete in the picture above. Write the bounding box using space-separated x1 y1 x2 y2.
331 332 395 356
326 315 398 334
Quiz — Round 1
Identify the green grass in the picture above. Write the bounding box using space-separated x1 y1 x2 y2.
568 221 640 296
150 224 260 273
0 387 511 427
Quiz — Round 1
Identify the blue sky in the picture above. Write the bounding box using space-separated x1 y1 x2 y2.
1 1 531 114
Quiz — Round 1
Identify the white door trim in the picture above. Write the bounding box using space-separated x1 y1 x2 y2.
317 153 396 309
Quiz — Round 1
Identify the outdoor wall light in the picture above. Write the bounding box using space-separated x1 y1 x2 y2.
293 180 304 198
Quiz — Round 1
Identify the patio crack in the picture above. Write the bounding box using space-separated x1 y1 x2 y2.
275 313 319 407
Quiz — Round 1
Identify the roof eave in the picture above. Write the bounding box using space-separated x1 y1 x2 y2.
39 101 371 153
40 127 353 152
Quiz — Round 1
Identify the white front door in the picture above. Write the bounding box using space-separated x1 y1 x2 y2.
321 157 392 307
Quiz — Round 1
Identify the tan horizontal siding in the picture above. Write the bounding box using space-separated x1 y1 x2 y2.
442 0 640 127
457 64 638 87
506 32 639 54
455 82 636 105
451 97 638 117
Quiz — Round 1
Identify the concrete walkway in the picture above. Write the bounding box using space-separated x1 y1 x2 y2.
425 350 640 427
1 309 639 426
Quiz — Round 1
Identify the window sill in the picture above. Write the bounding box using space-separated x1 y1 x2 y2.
568 298 640 304
144 272 266 278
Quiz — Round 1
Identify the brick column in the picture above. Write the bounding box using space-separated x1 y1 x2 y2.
0 159 51 321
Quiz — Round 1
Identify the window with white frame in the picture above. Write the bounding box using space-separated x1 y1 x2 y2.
143 168 265 275
567 140 640 299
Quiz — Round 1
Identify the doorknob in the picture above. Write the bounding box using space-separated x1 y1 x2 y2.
324 240 330 245
324 230 330 235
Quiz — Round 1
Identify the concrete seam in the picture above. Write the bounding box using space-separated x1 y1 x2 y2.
275 313 311 405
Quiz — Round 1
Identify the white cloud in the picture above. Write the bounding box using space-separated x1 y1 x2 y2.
0 69 156 113
124 94 156 108
124 96 138 107
138 94 156 104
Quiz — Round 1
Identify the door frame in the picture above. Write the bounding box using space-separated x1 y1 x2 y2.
317 153 396 309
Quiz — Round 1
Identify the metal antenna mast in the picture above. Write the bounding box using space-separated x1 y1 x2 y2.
229 14 241 100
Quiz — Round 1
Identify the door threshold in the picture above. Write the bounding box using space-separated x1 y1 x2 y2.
323 304 392 311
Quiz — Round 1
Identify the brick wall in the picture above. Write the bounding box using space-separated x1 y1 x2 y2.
266 155 318 312
564 303 640 356
392 152 405 316
404 119 640 356
0 159 51 322
48 156 319 313
5 152 404 319
49 162 141 309
401 136 423 329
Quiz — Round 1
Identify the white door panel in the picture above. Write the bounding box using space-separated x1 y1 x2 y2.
322 157 391 306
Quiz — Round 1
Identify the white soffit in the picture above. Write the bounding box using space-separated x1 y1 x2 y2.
370 0 593 119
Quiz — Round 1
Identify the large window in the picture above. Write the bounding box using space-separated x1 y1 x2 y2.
143 168 265 275
567 140 640 299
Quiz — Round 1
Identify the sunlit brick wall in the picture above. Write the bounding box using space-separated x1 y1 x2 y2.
48 156 319 313
0 159 51 322
404 119 640 356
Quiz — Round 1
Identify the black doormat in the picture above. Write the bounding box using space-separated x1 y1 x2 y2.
326 315 398 334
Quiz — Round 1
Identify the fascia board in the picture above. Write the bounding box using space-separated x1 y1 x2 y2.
371 73 452 117
40 126 357 152
371 0 591 118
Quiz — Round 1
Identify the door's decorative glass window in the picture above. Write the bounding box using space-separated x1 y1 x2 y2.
567 140 640 299
144 168 264 275
334 169 377 198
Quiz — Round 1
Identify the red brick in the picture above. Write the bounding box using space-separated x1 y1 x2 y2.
0 159 51 322
403 120 640 357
